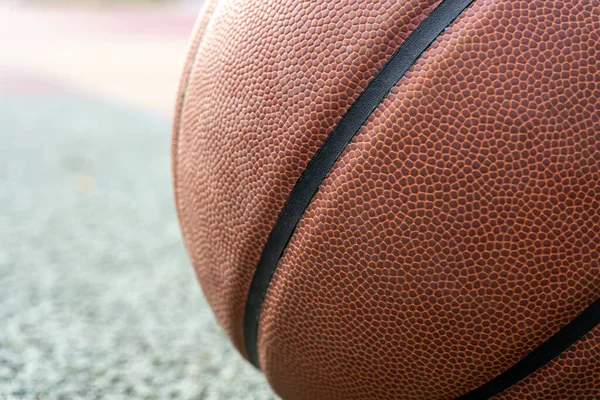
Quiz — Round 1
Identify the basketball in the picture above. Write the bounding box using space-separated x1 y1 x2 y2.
172 0 600 398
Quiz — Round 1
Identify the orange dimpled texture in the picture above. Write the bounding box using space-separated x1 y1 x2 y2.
174 0 442 358
494 326 600 399
173 0 600 399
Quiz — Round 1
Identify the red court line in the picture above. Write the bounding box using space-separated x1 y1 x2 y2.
0 66 70 93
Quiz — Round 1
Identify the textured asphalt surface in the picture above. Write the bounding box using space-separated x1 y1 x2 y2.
0 93 277 399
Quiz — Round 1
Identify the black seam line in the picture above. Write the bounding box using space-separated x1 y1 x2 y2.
456 297 600 400
243 0 476 368
174 2 217 195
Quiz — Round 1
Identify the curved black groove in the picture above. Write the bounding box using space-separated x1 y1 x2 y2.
456 298 600 400
243 0 476 368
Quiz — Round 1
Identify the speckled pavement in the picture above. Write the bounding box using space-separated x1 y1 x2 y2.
0 3 278 398
0 93 277 399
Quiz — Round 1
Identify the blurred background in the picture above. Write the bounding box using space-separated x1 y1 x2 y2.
0 0 276 398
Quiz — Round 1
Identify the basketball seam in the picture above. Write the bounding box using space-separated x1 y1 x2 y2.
243 0 477 369
456 298 600 399
172 0 219 227
242 0 600 397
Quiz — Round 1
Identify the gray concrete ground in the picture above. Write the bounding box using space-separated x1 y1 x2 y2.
0 93 277 399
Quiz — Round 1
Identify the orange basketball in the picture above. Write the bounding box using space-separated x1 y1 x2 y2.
172 0 600 398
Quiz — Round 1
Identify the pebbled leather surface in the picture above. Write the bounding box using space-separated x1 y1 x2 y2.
173 0 441 356
257 1 600 399
493 325 600 399
172 0 219 195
